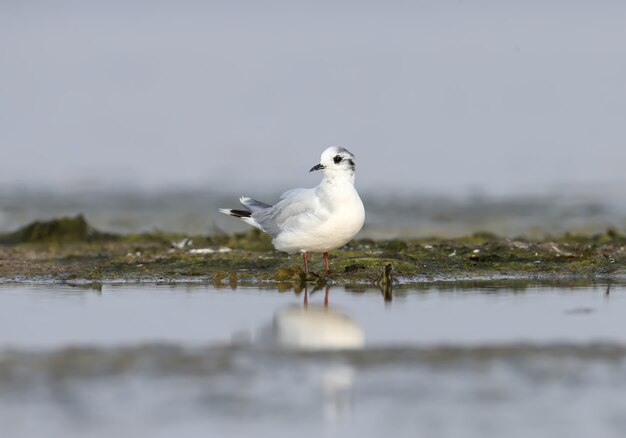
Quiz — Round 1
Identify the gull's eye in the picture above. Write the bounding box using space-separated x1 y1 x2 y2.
333 155 343 164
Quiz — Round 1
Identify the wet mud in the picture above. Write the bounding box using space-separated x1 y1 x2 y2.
0 216 625 286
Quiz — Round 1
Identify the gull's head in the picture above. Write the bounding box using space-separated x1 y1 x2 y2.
309 147 356 179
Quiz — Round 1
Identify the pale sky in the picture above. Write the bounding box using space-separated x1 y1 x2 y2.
2 1 625 195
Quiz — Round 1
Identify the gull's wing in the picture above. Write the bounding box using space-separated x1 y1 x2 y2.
251 188 328 237
279 188 303 200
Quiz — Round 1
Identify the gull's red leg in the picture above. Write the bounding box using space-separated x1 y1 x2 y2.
304 285 309 307
323 252 330 273
324 286 329 307
302 252 309 273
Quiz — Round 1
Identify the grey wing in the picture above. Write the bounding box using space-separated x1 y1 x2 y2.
250 188 326 237
239 196 273 212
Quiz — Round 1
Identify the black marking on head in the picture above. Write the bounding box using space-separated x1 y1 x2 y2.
347 158 355 169
333 155 343 164
229 209 252 218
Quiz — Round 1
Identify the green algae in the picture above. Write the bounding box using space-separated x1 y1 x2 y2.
0 215 115 244
0 216 625 286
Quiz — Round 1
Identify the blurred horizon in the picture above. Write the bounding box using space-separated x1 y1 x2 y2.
1 186 625 239
2 1 626 197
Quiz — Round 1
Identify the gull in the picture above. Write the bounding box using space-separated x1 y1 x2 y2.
219 146 365 274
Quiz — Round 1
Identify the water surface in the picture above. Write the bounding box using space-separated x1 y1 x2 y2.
0 282 624 349
1 282 626 437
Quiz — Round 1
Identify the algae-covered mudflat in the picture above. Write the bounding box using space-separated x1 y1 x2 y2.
1 214 625 285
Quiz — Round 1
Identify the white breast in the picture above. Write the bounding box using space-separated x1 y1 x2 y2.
273 181 365 254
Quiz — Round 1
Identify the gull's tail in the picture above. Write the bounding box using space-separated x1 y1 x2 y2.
219 196 273 233
219 196 272 218
239 196 272 212
218 208 251 218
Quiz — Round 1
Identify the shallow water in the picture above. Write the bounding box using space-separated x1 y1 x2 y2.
1 282 625 349
1 282 626 437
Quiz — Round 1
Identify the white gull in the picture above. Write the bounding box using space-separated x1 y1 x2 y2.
219 146 365 273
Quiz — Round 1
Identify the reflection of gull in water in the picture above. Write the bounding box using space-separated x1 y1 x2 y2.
261 301 362 421
235 298 362 421
260 304 364 351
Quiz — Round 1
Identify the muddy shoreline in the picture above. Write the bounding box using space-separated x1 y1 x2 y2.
0 215 623 287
